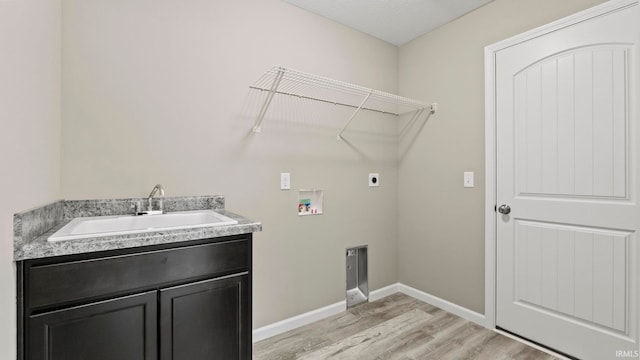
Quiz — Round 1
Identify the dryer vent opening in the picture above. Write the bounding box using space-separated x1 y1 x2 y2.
346 246 368 308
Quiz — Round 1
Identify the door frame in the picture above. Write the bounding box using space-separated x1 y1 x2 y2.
484 0 639 331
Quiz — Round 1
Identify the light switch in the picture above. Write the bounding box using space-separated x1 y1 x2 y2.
464 172 474 188
280 173 290 190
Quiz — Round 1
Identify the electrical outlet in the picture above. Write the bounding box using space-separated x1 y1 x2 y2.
369 173 379 187
280 173 290 190
464 172 474 188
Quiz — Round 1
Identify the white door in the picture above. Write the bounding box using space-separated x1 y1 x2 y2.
495 2 640 359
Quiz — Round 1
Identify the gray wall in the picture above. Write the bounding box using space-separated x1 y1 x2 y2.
61 0 399 328
0 0 62 358
397 0 608 314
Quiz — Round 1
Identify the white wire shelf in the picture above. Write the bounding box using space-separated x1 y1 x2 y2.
250 66 437 139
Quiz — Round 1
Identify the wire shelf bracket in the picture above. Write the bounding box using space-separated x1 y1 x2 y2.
252 68 285 133
250 66 437 139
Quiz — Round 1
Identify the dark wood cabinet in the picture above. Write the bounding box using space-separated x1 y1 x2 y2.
18 235 252 360
28 291 158 360
160 274 249 360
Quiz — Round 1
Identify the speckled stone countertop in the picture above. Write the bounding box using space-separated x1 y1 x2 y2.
14 196 262 261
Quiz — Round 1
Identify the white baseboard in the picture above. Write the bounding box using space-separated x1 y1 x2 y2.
397 283 486 326
251 284 401 343
252 300 346 343
368 283 400 301
252 282 485 343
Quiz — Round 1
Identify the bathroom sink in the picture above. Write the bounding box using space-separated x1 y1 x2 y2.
48 210 238 242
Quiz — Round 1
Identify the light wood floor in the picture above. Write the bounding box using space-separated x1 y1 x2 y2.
253 293 560 360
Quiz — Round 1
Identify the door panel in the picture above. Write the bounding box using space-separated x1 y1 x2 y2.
515 45 630 198
28 291 157 360
160 273 250 360
495 2 640 359
514 220 629 332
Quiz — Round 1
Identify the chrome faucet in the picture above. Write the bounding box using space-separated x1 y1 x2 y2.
141 184 164 215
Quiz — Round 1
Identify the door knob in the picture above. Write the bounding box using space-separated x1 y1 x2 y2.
498 204 511 214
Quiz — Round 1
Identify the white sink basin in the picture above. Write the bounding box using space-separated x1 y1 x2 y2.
48 210 238 242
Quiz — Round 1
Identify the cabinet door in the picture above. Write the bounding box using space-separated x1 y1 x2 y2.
28 291 157 360
160 274 250 360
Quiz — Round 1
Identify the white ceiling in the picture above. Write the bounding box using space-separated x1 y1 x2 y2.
283 0 494 46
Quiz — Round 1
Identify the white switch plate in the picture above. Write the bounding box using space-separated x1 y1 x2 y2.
464 172 474 188
280 173 291 190
369 173 379 187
